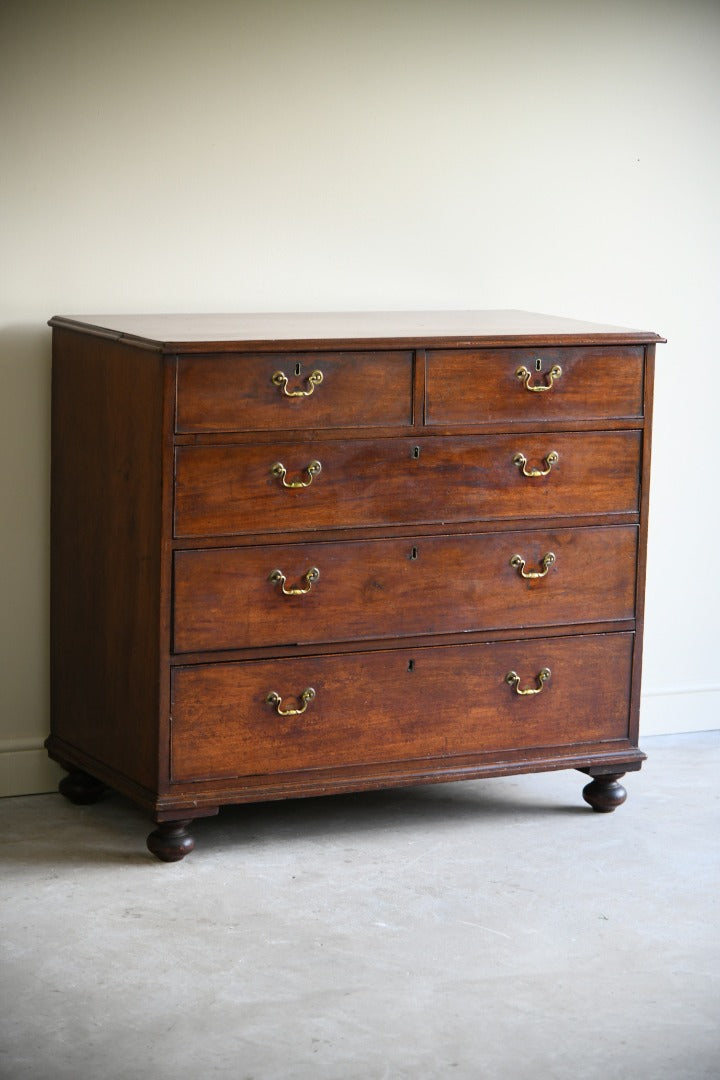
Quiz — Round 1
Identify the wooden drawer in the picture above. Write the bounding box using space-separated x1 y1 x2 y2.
426 346 644 425
174 431 641 538
170 632 633 782
176 351 414 432
173 525 638 653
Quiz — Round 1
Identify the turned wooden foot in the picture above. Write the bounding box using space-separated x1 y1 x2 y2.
146 821 195 862
58 769 107 805
581 772 627 813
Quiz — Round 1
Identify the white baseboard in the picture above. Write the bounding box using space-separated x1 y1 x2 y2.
640 685 720 737
0 691 717 797
0 741 64 798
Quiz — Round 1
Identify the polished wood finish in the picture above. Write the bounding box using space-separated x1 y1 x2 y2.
173 525 637 653
47 311 660 860
581 772 628 813
49 328 166 793
174 431 641 539
49 310 665 350
177 351 413 432
171 633 633 782
426 346 644 424
146 821 195 862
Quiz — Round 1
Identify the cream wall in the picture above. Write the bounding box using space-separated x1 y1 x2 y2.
1 0 718 796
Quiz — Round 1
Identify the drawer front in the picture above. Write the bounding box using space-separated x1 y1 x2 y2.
170 633 633 781
173 525 638 653
426 346 644 425
174 431 641 538
176 351 414 432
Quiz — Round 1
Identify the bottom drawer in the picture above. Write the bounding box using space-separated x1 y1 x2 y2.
170 633 633 782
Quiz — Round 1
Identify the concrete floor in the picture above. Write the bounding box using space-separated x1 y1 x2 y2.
1 732 718 1080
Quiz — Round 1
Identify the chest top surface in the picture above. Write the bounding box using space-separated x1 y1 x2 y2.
49 310 664 352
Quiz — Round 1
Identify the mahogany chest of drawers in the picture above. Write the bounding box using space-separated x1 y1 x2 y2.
47 311 663 861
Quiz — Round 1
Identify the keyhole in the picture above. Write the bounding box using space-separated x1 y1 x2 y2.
411 445 420 459
535 358 542 372
407 659 415 672
409 546 418 560
294 362 302 376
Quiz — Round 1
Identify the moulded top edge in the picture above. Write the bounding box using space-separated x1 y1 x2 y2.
48 310 666 352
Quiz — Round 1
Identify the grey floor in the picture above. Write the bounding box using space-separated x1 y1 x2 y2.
1 732 718 1080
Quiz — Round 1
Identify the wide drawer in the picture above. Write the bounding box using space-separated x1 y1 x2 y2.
174 431 641 538
426 346 644 425
176 350 414 432
173 525 638 653
170 632 633 782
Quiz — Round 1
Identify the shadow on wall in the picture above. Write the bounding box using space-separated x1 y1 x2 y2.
0 322 55 794
0 319 53 483
0 318 53 608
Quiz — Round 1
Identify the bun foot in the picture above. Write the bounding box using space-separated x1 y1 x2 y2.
582 772 627 813
58 769 106 805
146 821 195 862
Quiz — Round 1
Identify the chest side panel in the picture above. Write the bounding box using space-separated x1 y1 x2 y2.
50 329 168 791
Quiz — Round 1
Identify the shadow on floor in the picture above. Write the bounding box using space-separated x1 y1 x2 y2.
3 777 590 867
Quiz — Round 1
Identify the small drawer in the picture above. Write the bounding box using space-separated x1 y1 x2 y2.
170 632 633 782
176 350 414 432
173 525 638 653
174 431 641 539
426 346 644 425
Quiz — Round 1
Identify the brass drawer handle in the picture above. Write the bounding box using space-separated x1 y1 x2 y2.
269 567 320 595
513 450 559 478
505 668 551 695
270 460 322 488
265 687 316 716
271 369 323 398
516 363 562 392
509 552 555 579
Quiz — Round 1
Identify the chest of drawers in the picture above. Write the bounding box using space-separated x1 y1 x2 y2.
47 311 663 861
